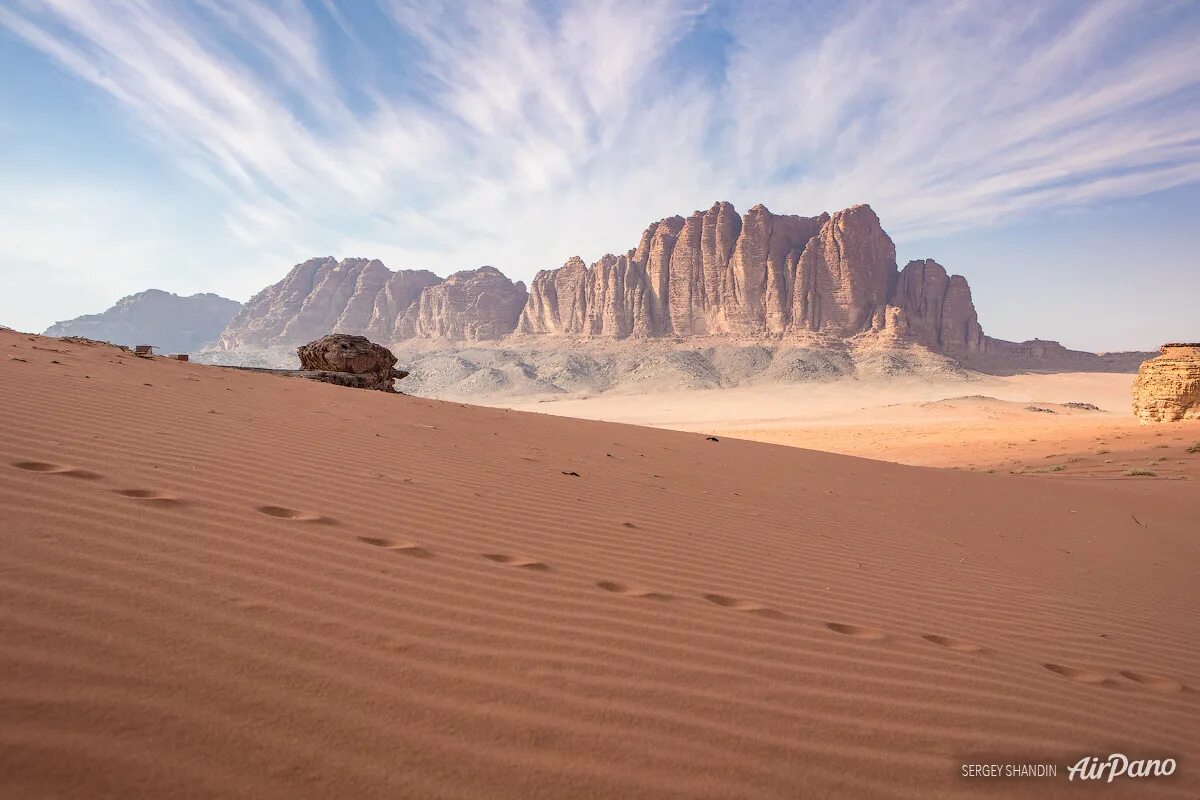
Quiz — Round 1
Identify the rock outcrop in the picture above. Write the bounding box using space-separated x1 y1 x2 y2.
1132 344 1200 422
518 203 957 341
790 205 891 336
219 260 525 349
204 201 1153 375
219 258 442 349
887 259 984 355
296 334 406 392
399 267 527 341
517 203 832 336
365 268 445 342
45 289 241 352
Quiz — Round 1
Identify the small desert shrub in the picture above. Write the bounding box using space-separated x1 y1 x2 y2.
1096 449 1110 455
1187 441 1200 454
1125 468 1156 477
1034 465 1066 473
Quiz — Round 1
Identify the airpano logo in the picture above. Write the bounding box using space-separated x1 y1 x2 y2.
960 753 1179 784
1067 753 1177 783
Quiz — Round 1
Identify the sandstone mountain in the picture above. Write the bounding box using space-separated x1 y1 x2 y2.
218 258 524 349
216 203 990 356
398 266 527 341
217 257 441 350
516 203 984 352
44 289 241 352
209 201 1150 377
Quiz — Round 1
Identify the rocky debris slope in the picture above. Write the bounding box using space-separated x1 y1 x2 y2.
1133 344 1200 422
45 289 241 352
198 339 966 399
374 340 968 400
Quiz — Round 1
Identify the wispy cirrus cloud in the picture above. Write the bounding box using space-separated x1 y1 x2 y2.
1 0 1198 327
719 0 1200 234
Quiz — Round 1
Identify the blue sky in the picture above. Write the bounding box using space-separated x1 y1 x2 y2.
1 0 1197 351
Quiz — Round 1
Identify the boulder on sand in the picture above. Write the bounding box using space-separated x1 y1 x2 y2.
296 334 408 392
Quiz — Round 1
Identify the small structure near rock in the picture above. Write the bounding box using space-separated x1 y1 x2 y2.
1132 343 1200 423
295 334 407 392
134 345 155 357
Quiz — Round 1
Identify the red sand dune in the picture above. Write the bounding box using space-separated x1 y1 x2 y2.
1 329 1197 799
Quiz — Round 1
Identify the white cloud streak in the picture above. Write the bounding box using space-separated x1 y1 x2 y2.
2 0 1198 285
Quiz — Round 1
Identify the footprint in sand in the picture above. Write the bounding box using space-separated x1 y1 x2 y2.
596 581 671 600
1118 670 1185 692
1043 663 1118 687
255 505 333 524
358 536 433 558
922 633 985 653
482 553 551 571
825 622 887 640
114 488 186 507
703 593 786 619
12 460 101 480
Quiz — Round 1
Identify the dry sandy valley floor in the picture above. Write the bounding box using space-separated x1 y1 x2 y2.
1 330 1198 799
505 372 1200 480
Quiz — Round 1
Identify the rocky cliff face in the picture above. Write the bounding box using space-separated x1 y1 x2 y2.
218 260 525 348
45 289 241 352
220 258 439 349
365 268 446 342
400 267 527 341
510 202 1145 371
790 205 891 336
207 201 1145 373
518 202 836 336
1133 344 1200 422
518 203 952 341
888 259 984 354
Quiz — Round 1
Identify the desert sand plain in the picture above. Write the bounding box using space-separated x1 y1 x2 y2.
506 372 1200 480
1 329 1197 799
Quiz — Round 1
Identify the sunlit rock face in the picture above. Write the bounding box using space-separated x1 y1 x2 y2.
212 202 1148 376
220 257 528 349
1133 344 1200 422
